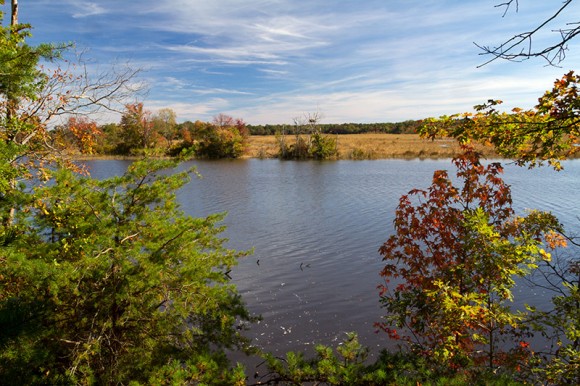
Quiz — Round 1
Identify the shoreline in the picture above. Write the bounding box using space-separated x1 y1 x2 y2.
243 133 498 160
76 134 501 161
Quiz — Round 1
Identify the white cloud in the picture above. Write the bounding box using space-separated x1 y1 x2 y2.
146 98 230 120
25 1 580 126
69 1 108 18
258 68 289 77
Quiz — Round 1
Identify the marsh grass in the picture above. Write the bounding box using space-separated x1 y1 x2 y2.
244 134 498 160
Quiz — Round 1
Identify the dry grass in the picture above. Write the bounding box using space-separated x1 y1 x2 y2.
244 133 498 160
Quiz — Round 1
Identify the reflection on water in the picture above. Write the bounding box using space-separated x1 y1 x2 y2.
83 158 580 362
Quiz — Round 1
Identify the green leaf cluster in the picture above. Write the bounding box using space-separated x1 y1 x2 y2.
256 333 524 385
524 257 580 385
195 126 247 159
276 132 338 160
0 159 254 384
419 71 580 169
258 333 386 385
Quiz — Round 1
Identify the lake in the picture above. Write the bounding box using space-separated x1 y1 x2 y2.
84 158 580 363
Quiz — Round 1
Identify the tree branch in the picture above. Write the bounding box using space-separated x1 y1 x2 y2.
477 0 577 66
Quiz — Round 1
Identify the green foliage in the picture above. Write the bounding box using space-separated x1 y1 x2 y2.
0 159 254 384
117 103 161 154
420 71 580 169
0 7 71 234
142 354 247 386
378 147 563 369
170 116 249 159
152 108 178 149
0 6 254 384
349 147 376 160
256 333 387 385
255 333 524 385
523 253 580 385
248 120 421 135
276 119 338 160
417 70 579 379
0 12 63 107
93 122 123 154
310 132 338 160
196 125 247 159
277 132 309 159
0 10 68 179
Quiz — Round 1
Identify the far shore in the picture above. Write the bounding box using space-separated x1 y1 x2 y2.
243 133 499 160
75 133 502 161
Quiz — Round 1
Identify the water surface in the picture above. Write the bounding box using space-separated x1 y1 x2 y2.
84 158 580 361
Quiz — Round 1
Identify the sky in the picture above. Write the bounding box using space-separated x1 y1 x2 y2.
16 0 580 125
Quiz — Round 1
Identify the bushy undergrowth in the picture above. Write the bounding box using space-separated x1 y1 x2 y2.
251 333 524 386
277 132 338 160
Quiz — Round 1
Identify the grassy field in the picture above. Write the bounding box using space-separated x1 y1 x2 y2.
244 133 498 159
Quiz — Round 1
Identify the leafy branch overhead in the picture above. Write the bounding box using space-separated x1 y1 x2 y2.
420 71 580 169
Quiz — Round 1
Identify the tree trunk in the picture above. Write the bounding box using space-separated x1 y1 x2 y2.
7 0 18 121
11 0 18 26
5 0 19 226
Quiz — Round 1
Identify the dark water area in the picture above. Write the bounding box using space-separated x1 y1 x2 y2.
84 158 580 366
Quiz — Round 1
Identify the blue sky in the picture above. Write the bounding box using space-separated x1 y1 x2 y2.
18 0 580 125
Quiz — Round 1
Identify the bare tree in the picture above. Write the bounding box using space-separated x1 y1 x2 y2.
476 0 580 66
29 52 143 127
9 53 143 157
1 4 143 224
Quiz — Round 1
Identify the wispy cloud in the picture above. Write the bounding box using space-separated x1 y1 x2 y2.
22 0 580 125
258 68 289 77
147 98 231 120
190 88 253 96
68 1 108 18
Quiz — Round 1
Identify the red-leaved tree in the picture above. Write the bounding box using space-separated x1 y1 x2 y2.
377 147 565 369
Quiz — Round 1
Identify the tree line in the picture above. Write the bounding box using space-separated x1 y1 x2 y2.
53 108 251 159
52 106 421 159
247 120 421 136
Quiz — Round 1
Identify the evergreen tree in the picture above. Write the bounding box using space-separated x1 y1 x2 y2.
0 159 253 384
0 4 253 384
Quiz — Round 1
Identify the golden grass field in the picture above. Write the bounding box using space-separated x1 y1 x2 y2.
244 133 498 160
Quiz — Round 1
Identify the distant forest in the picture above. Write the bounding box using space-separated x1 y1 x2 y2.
246 120 421 135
